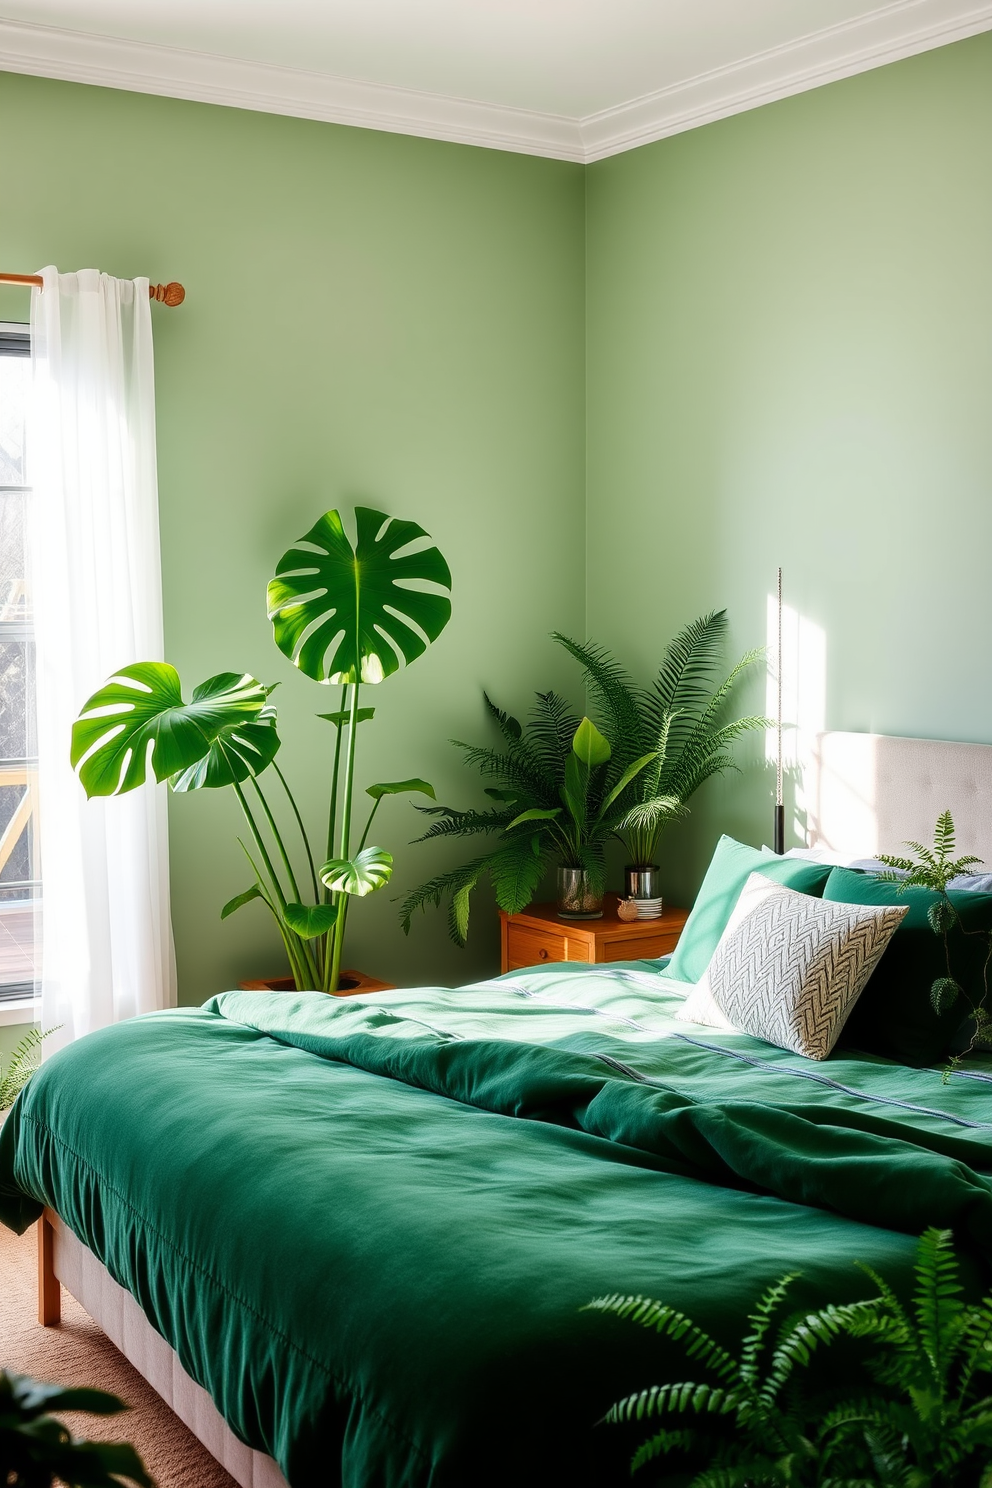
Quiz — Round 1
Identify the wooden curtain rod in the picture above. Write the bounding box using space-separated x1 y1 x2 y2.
0 273 185 306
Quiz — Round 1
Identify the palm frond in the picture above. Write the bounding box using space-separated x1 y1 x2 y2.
553 633 644 766
410 805 517 842
527 689 582 777
0 1028 50 1111
645 610 730 733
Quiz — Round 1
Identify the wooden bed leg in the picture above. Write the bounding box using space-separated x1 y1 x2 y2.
38 1209 61 1327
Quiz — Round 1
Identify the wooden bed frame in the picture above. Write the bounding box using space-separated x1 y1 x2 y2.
33 730 992 1487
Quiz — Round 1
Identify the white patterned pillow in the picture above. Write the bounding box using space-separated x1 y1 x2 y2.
676 873 907 1060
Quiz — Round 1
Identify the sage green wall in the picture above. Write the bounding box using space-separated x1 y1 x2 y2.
2 32 990 1004
585 33 992 908
0 72 586 1001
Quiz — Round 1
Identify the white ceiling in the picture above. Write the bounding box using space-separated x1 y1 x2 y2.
1 0 990 161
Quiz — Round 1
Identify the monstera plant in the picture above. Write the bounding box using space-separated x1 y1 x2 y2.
71 507 452 993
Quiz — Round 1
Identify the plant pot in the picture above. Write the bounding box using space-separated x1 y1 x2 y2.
238 970 396 997
556 867 604 920
624 864 662 900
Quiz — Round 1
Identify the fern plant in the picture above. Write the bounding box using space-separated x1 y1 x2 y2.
875 811 992 1063
820 1228 992 1487
400 699 656 944
555 610 766 867
588 1228 992 1488
0 1028 53 1113
401 611 765 944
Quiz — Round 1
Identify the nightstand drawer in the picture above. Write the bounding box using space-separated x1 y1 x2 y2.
500 896 688 975
505 922 591 971
602 927 682 962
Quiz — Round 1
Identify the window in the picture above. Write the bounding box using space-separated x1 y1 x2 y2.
0 325 38 1005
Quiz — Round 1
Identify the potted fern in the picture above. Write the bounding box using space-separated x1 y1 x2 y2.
401 610 764 941
588 1227 992 1486
556 610 765 905
71 507 452 994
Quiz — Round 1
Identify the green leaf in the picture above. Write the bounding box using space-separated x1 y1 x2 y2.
365 778 436 801
506 806 561 830
572 715 611 768
320 846 393 896
170 692 280 792
71 664 274 798
220 885 263 920
283 902 340 939
484 787 521 802
8 1375 130 1417
268 506 452 685
599 750 659 816
930 977 962 1015
317 707 375 728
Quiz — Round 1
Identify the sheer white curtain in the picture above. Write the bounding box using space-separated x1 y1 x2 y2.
30 268 176 1046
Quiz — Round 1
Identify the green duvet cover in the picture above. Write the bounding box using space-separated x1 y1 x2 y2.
2 964 992 1486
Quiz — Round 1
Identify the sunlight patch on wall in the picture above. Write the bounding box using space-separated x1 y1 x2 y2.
766 595 826 845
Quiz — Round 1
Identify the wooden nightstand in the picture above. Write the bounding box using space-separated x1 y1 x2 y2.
500 894 689 974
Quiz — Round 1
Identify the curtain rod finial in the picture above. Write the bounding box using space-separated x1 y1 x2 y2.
149 282 185 307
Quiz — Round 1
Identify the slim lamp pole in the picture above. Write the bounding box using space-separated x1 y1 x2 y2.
774 565 785 854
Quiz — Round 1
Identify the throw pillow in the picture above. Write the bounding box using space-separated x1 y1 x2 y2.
823 867 992 1066
676 873 907 1060
661 836 834 986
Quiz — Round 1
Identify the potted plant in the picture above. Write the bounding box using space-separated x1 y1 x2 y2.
71 506 452 994
400 691 659 936
555 610 765 906
1 1370 152 1487
401 611 763 941
586 1228 992 1486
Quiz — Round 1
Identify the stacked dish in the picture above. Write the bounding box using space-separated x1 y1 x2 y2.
632 897 663 920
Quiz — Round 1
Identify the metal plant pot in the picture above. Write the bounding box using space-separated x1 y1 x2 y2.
624 864 662 901
557 866 604 920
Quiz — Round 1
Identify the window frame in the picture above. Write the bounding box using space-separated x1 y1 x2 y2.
0 320 38 1016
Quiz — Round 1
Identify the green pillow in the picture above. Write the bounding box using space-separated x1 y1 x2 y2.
823 867 992 1066
661 836 833 985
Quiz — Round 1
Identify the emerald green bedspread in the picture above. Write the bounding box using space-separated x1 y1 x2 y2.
2 965 991 1486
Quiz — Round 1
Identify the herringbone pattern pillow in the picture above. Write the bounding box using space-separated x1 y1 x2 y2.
676 872 907 1060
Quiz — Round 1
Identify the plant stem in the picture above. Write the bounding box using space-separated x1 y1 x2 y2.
324 684 349 901
328 895 350 994
232 780 319 989
357 798 380 855
249 775 303 904
327 679 362 994
273 761 319 901
339 679 362 861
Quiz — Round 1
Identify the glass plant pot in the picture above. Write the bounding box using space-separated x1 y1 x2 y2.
557 866 604 920
624 864 661 900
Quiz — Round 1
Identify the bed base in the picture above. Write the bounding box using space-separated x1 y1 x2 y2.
37 1210 289 1488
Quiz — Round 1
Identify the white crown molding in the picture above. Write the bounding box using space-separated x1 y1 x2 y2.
0 3 990 165
0 17 584 161
581 0 992 161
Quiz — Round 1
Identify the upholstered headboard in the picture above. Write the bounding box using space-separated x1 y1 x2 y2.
805 732 992 866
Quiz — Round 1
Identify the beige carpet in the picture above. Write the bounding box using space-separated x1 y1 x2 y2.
0 1217 237 1487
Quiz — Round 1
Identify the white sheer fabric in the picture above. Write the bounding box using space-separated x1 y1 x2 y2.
30 268 176 1046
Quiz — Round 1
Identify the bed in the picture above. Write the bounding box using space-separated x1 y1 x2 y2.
1 731 991 1488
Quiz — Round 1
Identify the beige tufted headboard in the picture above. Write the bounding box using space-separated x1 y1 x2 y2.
805 732 992 867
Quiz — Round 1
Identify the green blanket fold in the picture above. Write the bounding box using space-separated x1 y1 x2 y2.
1 970 990 1488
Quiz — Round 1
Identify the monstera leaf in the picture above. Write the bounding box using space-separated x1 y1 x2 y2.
320 846 394 897
170 697 280 792
71 664 275 798
267 507 452 685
